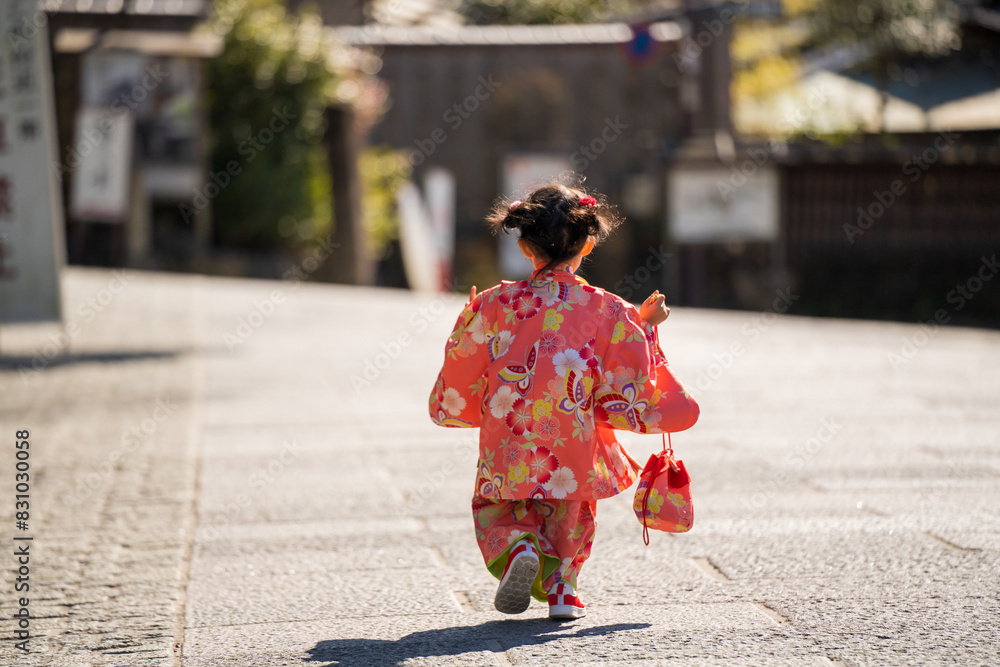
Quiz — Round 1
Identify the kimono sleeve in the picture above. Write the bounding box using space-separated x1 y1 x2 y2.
428 292 491 428
594 302 700 434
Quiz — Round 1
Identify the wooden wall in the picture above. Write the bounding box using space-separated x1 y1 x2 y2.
780 149 1000 327
783 162 1000 254
368 39 686 290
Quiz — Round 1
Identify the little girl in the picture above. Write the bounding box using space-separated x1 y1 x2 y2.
429 184 699 620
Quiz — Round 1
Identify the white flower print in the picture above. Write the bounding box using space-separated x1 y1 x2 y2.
545 466 578 498
468 313 488 344
489 385 517 418
442 387 467 415
552 349 586 378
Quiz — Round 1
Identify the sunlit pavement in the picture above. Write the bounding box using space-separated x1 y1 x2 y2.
1 267 998 666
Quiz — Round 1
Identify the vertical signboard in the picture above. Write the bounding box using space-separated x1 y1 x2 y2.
70 49 142 224
0 3 66 322
69 107 133 223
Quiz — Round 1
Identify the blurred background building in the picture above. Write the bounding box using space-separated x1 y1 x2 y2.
47 0 217 269
31 0 1000 327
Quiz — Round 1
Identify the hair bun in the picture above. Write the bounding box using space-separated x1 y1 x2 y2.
502 200 533 231
486 184 622 274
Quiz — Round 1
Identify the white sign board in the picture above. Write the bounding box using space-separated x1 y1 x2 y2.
500 153 572 279
668 165 779 243
69 107 134 222
0 2 66 322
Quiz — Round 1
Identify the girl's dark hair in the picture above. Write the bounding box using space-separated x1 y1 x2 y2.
487 184 623 275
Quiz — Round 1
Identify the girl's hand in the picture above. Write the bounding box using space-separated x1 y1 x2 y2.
640 291 670 325
468 286 477 304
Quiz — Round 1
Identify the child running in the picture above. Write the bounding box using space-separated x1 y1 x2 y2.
428 184 699 620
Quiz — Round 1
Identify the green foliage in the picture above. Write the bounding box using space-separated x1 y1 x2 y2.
359 146 410 259
803 0 960 57
207 0 337 248
731 20 806 104
459 0 637 25
730 15 813 137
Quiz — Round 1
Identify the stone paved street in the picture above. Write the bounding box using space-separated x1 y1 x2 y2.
1 267 998 666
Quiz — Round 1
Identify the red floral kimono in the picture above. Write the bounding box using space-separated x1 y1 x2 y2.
429 265 699 598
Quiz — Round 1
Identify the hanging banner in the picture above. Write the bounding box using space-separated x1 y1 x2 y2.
396 182 438 293
423 167 455 290
0 2 66 322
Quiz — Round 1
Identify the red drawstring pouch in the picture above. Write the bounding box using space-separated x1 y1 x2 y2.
633 432 693 545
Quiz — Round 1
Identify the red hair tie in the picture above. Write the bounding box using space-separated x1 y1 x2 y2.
508 200 523 212
579 196 597 209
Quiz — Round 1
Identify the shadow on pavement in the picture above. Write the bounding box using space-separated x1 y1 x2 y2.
0 350 184 371
305 620 651 666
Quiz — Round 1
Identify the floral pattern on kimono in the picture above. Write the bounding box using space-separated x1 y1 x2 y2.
429 265 699 501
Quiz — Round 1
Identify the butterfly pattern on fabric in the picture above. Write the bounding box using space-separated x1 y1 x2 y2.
531 278 570 306
558 370 594 428
497 341 538 395
596 381 651 433
478 461 506 497
486 329 513 362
